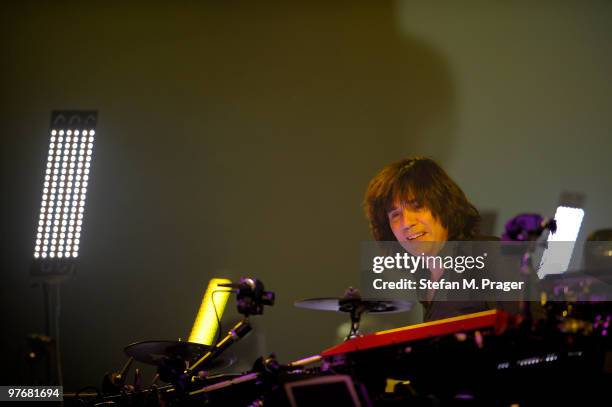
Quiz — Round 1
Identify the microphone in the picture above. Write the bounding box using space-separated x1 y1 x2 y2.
219 277 275 316
218 277 256 290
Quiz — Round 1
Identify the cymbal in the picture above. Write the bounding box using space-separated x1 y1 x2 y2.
124 340 235 370
294 298 412 314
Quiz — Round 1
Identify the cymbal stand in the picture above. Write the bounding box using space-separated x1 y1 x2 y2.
340 299 367 340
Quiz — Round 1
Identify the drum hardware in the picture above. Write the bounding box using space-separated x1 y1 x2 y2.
502 213 557 323
295 287 412 340
101 277 275 399
101 356 134 394
218 277 275 316
189 371 261 396
185 319 252 379
185 277 274 379
286 354 323 368
187 352 327 404
122 340 236 385
79 383 175 406
124 341 235 368
186 353 315 407
189 353 283 397
70 272 611 406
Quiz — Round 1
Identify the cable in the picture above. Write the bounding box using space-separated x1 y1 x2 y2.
211 290 232 347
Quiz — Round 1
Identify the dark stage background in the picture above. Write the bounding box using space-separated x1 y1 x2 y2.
1 1 611 392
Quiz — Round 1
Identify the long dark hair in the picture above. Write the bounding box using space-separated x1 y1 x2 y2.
364 157 480 241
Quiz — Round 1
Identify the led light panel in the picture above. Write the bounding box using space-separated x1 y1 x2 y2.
538 206 585 277
34 128 95 260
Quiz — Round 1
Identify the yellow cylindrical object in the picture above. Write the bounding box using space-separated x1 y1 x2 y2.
188 278 232 345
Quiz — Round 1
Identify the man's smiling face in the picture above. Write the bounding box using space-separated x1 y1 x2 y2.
387 197 449 255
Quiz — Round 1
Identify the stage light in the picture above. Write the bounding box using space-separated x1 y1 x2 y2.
31 111 97 276
538 204 585 277
188 278 232 346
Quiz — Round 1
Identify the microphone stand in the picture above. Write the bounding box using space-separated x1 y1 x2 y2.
502 213 556 325
182 277 274 386
186 319 252 377
519 241 537 323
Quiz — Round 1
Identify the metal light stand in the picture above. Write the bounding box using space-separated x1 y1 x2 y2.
29 263 75 386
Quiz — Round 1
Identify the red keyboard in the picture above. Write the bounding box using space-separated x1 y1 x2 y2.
321 309 508 357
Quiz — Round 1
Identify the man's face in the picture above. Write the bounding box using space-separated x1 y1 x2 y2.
387 198 449 255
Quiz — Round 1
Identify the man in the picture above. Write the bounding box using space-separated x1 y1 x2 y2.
364 156 497 321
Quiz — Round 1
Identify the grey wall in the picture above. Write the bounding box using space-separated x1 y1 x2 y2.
396 1 612 241
1 1 610 391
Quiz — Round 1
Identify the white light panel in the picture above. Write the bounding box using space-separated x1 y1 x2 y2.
538 206 585 277
34 128 95 259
